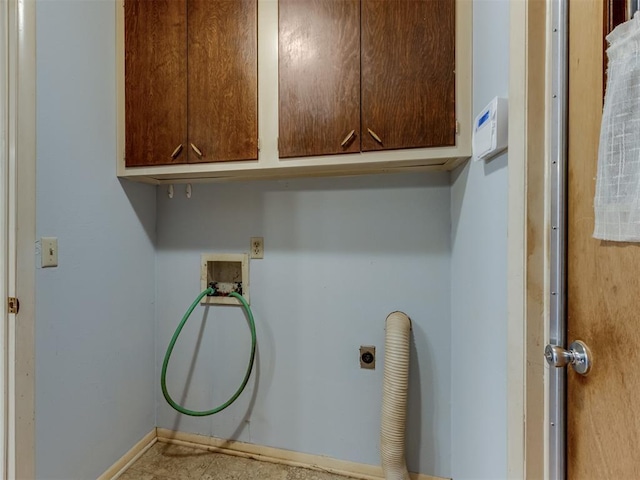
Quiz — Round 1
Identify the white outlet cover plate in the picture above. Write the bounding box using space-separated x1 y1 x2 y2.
250 237 264 259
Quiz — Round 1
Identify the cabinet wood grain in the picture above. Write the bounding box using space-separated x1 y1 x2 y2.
361 0 456 152
125 0 187 167
279 0 361 158
188 0 258 163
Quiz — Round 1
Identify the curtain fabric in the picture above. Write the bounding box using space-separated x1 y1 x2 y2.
594 13 640 242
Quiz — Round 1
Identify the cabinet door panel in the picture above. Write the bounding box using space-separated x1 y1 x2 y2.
125 0 187 166
361 0 455 152
279 0 361 158
188 0 258 163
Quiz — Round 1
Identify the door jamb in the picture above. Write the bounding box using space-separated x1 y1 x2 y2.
508 0 549 478
6 0 36 478
1 1 9 475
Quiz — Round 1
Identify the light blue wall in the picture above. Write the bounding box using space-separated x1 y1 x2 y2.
35 1 157 479
33 0 512 478
450 1 510 479
155 174 452 476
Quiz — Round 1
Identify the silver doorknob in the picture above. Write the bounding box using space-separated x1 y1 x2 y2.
544 340 592 376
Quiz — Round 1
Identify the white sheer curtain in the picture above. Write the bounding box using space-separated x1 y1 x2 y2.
594 13 640 241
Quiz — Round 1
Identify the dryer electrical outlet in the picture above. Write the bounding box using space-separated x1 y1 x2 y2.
200 253 249 306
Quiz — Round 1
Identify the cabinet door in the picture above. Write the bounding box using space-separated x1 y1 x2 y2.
125 0 187 166
188 0 258 163
361 0 455 152
279 0 361 158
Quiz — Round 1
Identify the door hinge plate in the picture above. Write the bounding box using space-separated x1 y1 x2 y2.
8 297 19 314
455 120 460 135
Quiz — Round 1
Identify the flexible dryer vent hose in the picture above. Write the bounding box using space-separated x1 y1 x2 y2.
381 311 412 480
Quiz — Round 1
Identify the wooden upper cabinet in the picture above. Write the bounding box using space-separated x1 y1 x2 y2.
278 0 361 158
361 0 456 152
124 0 258 167
278 0 456 158
119 0 470 181
188 0 258 163
125 0 187 167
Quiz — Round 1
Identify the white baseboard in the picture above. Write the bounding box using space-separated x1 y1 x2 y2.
97 429 157 480
156 428 449 480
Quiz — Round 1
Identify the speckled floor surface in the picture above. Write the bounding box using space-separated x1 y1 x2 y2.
118 442 353 480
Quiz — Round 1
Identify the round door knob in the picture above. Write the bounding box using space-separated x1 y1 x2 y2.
545 344 572 368
544 340 592 376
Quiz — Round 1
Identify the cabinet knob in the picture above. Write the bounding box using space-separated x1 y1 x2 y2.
341 129 356 147
170 144 184 160
367 128 383 145
190 143 203 158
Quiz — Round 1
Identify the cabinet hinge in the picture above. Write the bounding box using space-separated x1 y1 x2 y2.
455 120 460 135
258 138 261 151
7 297 19 314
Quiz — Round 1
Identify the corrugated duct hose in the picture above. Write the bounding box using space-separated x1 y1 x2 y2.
161 287 256 416
381 311 412 480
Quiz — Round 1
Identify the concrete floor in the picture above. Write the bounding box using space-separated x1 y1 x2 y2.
118 442 353 480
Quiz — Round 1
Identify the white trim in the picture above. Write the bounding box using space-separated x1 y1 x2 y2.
507 1 552 478
507 0 527 477
155 429 448 480
7 0 36 478
100 429 450 480
97 429 157 480
0 0 10 474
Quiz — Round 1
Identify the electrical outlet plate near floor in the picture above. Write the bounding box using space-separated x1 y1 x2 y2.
200 253 249 305
359 346 376 369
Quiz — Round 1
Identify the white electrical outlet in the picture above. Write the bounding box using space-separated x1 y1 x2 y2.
41 237 58 268
250 237 264 259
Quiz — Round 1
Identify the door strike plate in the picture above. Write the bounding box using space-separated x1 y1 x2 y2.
7 297 19 314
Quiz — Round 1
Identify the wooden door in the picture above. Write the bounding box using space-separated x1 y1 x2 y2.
124 0 188 167
567 1 640 477
361 0 455 152
278 0 361 158
188 0 258 163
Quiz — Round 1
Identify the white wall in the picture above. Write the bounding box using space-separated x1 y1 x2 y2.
35 1 157 478
155 173 452 476
450 1 510 479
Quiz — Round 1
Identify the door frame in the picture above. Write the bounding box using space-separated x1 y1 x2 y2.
509 1 633 478
507 0 549 478
8 0 545 478
1 0 9 474
3 0 37 478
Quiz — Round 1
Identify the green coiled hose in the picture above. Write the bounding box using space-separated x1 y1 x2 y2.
161 287 257 416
